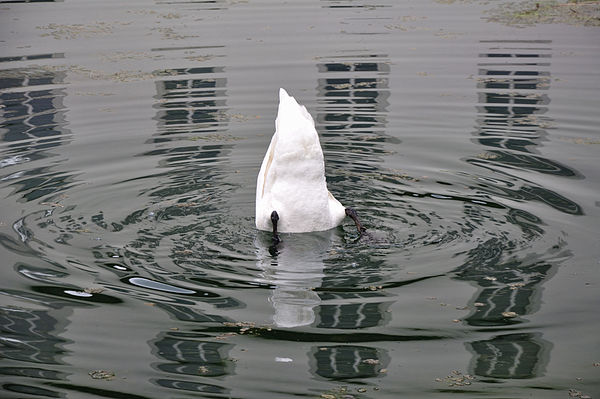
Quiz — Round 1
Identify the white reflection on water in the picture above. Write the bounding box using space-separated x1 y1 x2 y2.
255 230 341 328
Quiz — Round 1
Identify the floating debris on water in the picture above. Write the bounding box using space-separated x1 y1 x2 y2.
319 386 361 399
37 22 118 40
215 332 237 340
89 370 115 380
485 1 600 27
476 152 500 160
84 287 105 294
198 366 209 374
568 388 592 398
188 133 243 142
563 137 600 145
507 282 526 290
435 370 475 387
222 321 256 327
219 321 275 336
31 64 182 83
362 358 379 365
502 311 518 318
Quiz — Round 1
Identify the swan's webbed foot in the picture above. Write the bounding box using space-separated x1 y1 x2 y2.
270 210 281 246
345 207 366 235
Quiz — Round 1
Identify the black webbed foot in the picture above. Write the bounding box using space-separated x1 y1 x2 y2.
268 210 281 255
270 210 281 246
345 207 366 235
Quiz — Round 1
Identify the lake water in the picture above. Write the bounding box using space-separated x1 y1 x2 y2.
1 1 599 398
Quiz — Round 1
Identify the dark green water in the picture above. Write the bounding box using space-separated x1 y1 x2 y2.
1 1 599 398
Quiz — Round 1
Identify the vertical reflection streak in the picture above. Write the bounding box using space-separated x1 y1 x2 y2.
457 40 575 381
0 66 75 203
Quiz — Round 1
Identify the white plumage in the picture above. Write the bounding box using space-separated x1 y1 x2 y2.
255 88 346 233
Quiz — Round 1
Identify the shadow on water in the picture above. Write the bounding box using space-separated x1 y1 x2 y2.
229 52 395 382
466 39 582 215
90 65 252 305
315 52 411 240
311 345 390 380
0 64 77 203
0 61 240 397
153 66 228 139
311 54 392 379
316 52 393 178
149 331 233 396
0 62 130 398
0 288 91 398
452 39 579 381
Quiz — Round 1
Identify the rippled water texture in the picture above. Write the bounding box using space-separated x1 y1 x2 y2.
1 1 599 398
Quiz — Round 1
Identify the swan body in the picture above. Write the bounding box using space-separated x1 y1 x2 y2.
255 88 346 233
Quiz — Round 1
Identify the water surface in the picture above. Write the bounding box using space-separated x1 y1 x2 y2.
1 1 599 398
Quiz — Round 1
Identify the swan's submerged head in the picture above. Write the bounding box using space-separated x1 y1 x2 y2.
255 88 346 233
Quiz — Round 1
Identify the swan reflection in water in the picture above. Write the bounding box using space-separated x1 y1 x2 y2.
255 230 342 328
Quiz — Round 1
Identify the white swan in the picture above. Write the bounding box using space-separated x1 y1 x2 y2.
256 88 352 235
